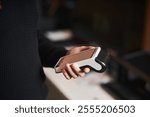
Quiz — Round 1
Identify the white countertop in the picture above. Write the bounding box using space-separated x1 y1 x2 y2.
44 68 114 100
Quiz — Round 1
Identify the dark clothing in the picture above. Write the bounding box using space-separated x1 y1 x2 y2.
0 0 67 99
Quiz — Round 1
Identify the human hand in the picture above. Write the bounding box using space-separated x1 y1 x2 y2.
62 46 95 80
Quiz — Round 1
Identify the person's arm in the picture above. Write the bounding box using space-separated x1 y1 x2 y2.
38 31 67 68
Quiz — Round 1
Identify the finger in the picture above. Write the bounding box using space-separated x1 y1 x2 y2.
71 64 85 77
70 64 81 76
62 69 71 80
87 46 96 49
66 64 78 79
84 45 96 49
80 46 96 51
83 67 91 73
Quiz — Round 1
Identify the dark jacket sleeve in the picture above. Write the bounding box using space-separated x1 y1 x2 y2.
38 31 67 67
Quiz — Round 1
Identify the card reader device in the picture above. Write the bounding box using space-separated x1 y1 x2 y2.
54 47 107 73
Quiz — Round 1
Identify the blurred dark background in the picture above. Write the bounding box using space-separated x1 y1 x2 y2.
38 0 147 53
38 0 150 99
